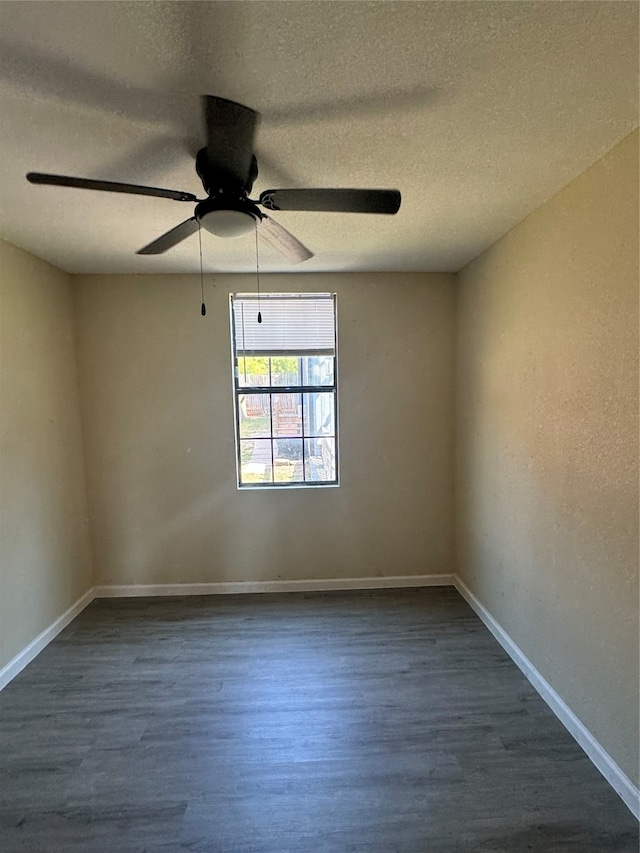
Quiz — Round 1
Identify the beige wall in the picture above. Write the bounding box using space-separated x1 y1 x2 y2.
0 239 93 671
73 271 455 586
455 130 639 785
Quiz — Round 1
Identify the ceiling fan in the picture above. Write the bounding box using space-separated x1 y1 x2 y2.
26 95 402 264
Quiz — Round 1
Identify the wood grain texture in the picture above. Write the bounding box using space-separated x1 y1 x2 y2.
0 588 637 852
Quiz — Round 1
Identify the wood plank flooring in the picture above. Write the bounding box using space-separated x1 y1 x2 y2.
0 587 637 852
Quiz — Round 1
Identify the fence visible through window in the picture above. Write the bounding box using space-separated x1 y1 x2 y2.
230 294 338 488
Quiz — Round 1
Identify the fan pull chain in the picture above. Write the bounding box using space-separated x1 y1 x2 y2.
198 224 206 316
254 223 262 323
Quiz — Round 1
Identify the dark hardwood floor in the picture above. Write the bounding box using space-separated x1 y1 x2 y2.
0 587 637 852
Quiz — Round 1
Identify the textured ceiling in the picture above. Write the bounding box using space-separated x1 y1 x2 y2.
0 1 637 274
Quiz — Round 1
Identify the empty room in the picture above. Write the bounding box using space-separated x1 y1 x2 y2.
0 1 638 851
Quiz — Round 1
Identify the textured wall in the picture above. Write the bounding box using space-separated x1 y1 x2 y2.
73 271 455 585
455 130 639 785
0 239 93 670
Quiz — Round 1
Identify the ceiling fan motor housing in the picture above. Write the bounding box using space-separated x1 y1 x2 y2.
195 142 262 238
195 147 258 196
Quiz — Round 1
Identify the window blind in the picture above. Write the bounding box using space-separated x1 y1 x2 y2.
232 293 336 356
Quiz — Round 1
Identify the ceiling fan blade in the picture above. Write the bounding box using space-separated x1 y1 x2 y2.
202 95 260 188
258 188 401 214
136 218 199 255
26 172 198 202
258 215 313 264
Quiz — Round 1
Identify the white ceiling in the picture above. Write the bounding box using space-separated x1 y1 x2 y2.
0 1 637 274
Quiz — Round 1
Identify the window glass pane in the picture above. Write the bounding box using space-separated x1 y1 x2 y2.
232 293 337 489
270 356 300 387
304 438 336 482
240 439 273 484
273 439 303 483
272 393 302 436
236 356 270 388
300 355 335 387
303 392 335 437
239 394 271 438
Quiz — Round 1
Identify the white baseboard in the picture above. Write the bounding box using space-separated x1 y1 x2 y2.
453 574 640 820
3 573 637 820
93 574 454 597
0 588 95 691
0 576 451 690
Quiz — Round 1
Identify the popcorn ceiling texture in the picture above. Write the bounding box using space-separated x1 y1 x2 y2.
0 1 637 273
455 130 639 787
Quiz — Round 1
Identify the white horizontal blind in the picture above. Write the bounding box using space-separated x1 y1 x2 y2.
232 293 336 356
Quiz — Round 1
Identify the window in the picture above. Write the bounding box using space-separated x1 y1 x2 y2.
230 293 338 488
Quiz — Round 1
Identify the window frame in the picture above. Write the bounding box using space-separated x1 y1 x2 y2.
229 293 339 490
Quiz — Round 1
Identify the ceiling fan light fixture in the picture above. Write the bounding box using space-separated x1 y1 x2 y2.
198 208 258 238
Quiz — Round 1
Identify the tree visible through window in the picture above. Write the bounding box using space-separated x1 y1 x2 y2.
230 293 338 488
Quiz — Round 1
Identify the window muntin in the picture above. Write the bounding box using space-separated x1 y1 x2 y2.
231 294 338 488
